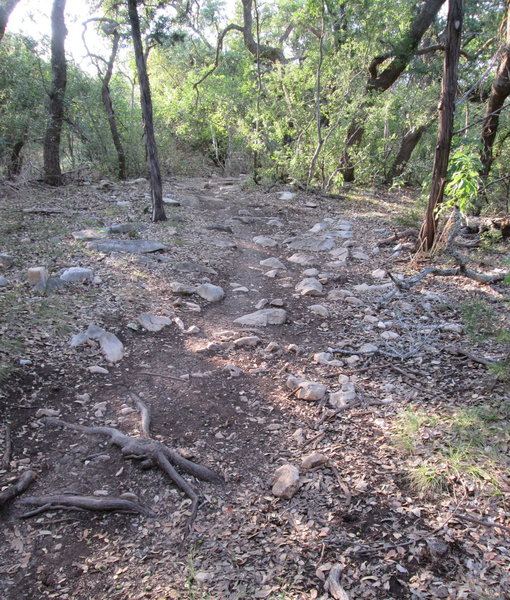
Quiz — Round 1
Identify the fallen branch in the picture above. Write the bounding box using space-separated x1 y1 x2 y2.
378 228 419 246
19 494 155 518
455 512 510 533
41 396 222 535
0 470 35 507
444 345 497 366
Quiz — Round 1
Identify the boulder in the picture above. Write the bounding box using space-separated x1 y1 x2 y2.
196 283 225 302
88 239 165 253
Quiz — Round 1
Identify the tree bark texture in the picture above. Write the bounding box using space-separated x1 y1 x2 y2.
421 0 464 251
241 0 287 63
479 1 510 182
0 0 20 42
43 0 67 186
338 0 446 182
127 0 166 222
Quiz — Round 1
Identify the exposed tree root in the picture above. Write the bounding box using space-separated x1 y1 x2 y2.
19 494 155 518
0 470 35 507
1 422 12 470
41 395 222 535
378 228 419 246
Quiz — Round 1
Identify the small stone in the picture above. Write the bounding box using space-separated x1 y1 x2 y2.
329 247 349 262
137 313 172 332
371 268 387 279
269 298 285 307
196 283 225 302
255 298 269 309
344 296 363 306
234 308 287 326
363 315 379 324
309 304 330 318
194 571 213 584
233 286 249 293
329 383 356 408
345 355 360 365
0 253 14 269
272 464 300 499
287 253 316 266
278 191 296 201
0 276 8 287
296 381 327 401
19 359 32 365
88 239 165 253
327 289 351 300
265 341 281 353
313 352 333 364
163 197 180 206
60 267 94 283
264 269 278 278
169 281 197 295
351 250 370 260
303 268 319 277
286 235 335 252
253 236 278 248
381 330 399 340
260 257 286 269
223 364 242 377
441 323 463 334
35 408 60 418
295 277 323 296
27 267 48 286
302 453 328 470
233 336 261 347
87 366 109 374
76 393 90 402
359 343 378 353
99 332 124 362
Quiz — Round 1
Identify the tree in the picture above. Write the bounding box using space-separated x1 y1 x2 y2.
0 0 20 42
43 0 67 186
420 0 464 251
479 1 510 192
127 0 166 222
337 0 446 183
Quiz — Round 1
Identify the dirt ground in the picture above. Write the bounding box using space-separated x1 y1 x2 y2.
0 176 509 600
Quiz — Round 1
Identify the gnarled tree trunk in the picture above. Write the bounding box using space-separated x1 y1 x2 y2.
43 0 67 186
420 0 464 251
127 0 166 222
338 0 446 182
0 0 20 42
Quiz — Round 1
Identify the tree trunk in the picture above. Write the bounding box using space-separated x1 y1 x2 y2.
420 0 464 251
338 0 446 182
7 135 25 178
43 0 67 186
477 1 510 206
127 0 166 222
0 0 20 42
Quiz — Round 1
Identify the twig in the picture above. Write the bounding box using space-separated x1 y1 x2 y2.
1 423 12 471
455 512 510 533
0 470 35 507
330 465 352 506
444 345 497 366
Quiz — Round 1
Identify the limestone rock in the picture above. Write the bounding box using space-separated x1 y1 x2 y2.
72 228 109 240
108 223 136 234
309 304 330 317
359 343 378 353
260 257 286 270
286 235 336 252
137 313 172 332
295 277 323 296
381 330 399 340
302 453 328 470
233 336 261 347
272 464 300 499
169 281 197 295
27 267 48 287
0 276 8 287
87 365 109 374
295 381 327 401
327 289 351 300
253 235 278 248
0 253 14 269
371 268 387 279
234 308 287 326
329 382 356 408
196 283 225 302
441 323 463 334
88 239 165 253
287 253 317 266
60 267 94 283
278 191 295 201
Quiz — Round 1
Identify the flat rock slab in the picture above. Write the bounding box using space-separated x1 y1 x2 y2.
70 324 124 363
287 253 317 266
60 267 94 283
295 277 323 296
88 239 165 253
234 308 287 326
210 239 237 248
260 257 286 270
286 236 336 252
72 229 109 240
137 314 172 332
253 236 278 248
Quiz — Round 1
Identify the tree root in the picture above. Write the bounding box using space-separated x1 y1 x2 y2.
1 422 12 470
19 494 155 518
378 228 419 246
41 394 222 535
0 470 35 507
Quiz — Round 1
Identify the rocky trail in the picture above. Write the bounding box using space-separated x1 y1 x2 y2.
0 176 509 599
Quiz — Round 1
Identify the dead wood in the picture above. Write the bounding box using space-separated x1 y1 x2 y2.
19 494 155 518
444 345 497 366
455 512 510 533
1 423 12 470
324 564 350 600
378 228 419 246
0 470 35 507
41 396 222 535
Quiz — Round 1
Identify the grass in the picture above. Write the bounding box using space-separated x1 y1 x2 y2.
392 403 509 497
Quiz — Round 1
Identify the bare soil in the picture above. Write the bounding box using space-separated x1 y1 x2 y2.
0 176 509 600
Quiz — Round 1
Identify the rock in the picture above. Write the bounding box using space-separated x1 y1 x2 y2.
303 268 319 277
313 352 341 366
344 296 364 306
0 276 8 287
295 277 324 296
60 267 94 283
309 304 330 318
174 262 217 275
353 282 393 294
371 268 387 279
381 330 399 340
234 308 287 326
286 235 336 252
99 332 124 363
169 281 197 295
27 267 48 287
278 191 296 201
329 382 356 408
266 218 284 227
206 223 233 233
35 408 60 418
233 286 249 293
264 269 279 278
351 249 370 260
253 235 278 248
137 313 172 332
310 222 327 233
329 247 349 262
441 323 463 334
304 201 317 208
223 364 242 378
295 381 327 401
87 365 109 374
287 253 317 266
174 317 200 335
163 197 180 206
302 453 328 470
255 298 269 309
88 239 165 253
233 336 261 347
108 223 136 234
272 464 300 499
265 341 281 353
363 314 379 324
0 253 14 269
327 289 351 300
345 355 360 365
71 228 109 240
211 239 237 248
196 283 225 302
260 257 286 270
359 343 378 353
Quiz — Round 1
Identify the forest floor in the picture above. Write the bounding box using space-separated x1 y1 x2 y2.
0 175 509 600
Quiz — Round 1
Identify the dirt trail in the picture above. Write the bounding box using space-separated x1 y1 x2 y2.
0 177 508 599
